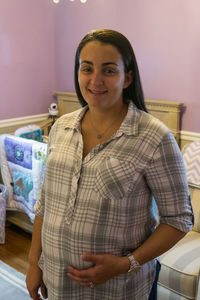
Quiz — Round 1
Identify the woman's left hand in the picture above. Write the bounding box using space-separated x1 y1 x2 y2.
66 253 129 287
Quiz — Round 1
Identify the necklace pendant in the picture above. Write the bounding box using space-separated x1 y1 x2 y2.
97 134 102 139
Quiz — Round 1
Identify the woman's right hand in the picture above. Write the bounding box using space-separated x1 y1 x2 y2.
26 264 47 300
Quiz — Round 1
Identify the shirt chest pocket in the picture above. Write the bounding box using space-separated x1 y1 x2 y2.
94 158 136 200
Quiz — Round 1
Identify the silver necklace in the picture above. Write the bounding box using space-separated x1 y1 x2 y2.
88 110 125 139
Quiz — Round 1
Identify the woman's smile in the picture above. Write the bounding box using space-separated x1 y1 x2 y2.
88 89 107 95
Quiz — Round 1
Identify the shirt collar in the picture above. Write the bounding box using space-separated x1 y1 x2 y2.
63 105 88 131
117 101 140 137
63 101 140 137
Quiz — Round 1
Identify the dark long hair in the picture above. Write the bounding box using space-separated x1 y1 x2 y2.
74 29 148 112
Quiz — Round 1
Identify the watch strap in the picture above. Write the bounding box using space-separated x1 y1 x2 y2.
127 254 141 273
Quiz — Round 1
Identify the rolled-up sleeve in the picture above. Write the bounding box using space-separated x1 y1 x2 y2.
145 132 194 232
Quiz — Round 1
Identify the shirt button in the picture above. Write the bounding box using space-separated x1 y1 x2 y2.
71 189 76 196
72 177 77 185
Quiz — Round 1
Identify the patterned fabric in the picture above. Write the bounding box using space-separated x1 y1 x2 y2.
158 231 200 299
35 102 193 300
182 141 200 188
0 135 47 222
15 125 42 142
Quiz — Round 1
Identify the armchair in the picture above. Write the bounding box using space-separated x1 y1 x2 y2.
158 141 200 300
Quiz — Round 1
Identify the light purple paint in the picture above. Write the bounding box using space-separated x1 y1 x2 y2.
0 0 200 132
0 0 56 120
54 0 200 132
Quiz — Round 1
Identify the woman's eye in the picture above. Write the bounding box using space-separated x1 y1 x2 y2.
104 68 116 75
80 66 92 73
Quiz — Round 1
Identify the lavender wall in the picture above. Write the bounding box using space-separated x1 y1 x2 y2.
54 0 200 132
0 0 56 121
0 0 199 132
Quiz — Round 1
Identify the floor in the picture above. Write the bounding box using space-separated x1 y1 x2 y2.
0 224 32 275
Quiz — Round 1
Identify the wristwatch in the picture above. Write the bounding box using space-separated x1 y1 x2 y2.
127 254 141 273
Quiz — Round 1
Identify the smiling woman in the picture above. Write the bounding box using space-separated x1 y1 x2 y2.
78 41 132 113
26 29 193 300
77 40 133 148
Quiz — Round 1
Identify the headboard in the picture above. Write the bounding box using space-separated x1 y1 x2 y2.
54 91 184 145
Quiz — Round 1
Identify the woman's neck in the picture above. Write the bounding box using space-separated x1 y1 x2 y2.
88 103 128 126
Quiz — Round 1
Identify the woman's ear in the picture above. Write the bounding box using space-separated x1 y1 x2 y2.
123 70 133 89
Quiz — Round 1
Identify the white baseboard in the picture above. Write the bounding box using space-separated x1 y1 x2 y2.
0 113 49 135
180 130 200 141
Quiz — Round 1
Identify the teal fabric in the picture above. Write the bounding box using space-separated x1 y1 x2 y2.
19 128 42 142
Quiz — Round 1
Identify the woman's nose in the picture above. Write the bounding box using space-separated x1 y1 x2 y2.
90 71 103 86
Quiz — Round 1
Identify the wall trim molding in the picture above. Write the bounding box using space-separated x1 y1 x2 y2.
180 130 200 149
180 130 200 141
0 113 49 134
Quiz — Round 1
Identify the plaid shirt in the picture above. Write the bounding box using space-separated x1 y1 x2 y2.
35 102 193 300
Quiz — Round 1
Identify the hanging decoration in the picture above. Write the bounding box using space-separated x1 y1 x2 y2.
53 0 87 3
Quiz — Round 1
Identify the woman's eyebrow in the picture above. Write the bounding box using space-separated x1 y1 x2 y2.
80 60 92 65
80 60 118 66
102 62 118 66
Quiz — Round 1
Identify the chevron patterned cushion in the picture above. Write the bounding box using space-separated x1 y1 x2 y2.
158 231 200 299
183 142 200 188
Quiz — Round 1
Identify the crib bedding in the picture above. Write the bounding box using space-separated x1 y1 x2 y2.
0 134 47 223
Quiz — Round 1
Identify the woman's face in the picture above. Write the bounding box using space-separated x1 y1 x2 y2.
78 41 132 111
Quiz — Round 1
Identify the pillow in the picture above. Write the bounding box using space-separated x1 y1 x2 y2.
182 141 200 188
15 125 42 142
